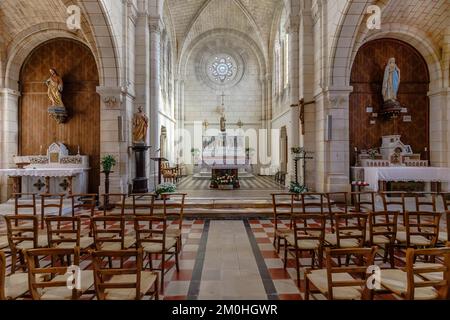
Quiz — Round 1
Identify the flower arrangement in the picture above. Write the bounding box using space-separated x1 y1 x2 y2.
213 174 237 185
368 148 379 160
289 181 308 194
101 155 116 172
156 183 176 195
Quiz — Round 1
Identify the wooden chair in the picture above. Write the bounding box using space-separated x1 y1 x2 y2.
380 192 406 224
40 194 65 229
325 192 349 232
367 211 399 268
271 193 295 253
284 214 326 287
380 247 450 300
161 162 178 183
396 211 441 249
414 192 437 212
101 193 127 218
92 248 159 300
440 193 450 211
25 247 94 300
325 213 367 249
351 192 376 213
13 193 37 226
161 193 186 254
46 216 94 252
305 247 377 300
438 211 450 244
134 216 179 293
4 215 47 273
92 216 135 252
298 193 326 215
132 193 156 216
0 250 29 300
69 193 97 220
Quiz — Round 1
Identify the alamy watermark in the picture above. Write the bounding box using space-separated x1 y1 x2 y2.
66 5 81 31
366 5 382 30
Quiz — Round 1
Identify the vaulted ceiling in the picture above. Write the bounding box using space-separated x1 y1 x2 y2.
0 0 71 46
167 0 283 57
380 0 450 47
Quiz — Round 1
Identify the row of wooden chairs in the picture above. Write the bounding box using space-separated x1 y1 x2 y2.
1 247 159 300
12 192 188 230
2 209 184 297
304 246 450 300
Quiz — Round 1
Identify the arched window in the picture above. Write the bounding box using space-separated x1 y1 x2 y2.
284 33 289 87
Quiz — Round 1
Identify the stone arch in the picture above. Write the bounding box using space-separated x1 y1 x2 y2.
178 0 268 71
80 0 121 87
179 28 267 81
328 0 370 88
352 25 444 91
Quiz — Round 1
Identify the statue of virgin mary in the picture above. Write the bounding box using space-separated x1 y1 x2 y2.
382 57 401 102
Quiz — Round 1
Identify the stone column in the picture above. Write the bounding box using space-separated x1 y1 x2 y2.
148 16 163 190
287 15 300 184
96 86 130 195
315 86 353 193
299 2 316 189
429 89 449 167
0 88 20 202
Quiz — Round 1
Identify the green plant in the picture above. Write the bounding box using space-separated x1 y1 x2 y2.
291 147 303 154
156 183 176 195
191 148 200 156
289 181 308 194
101 155 116 172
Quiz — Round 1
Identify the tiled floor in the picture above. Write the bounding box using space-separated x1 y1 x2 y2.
0 193 448 300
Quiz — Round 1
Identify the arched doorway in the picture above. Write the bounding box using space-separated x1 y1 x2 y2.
349 38 430 168
19 38 101 193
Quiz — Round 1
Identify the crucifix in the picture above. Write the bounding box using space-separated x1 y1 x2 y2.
291 98 315 135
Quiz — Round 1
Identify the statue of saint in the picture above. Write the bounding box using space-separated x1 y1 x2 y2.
46 68 65 107
382 58 401 102
133 106 149 144
220 115 226 132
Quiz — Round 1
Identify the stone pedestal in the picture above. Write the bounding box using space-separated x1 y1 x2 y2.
132 145 151 193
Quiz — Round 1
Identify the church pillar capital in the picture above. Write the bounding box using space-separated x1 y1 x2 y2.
96 86 127 109
149 17 164 34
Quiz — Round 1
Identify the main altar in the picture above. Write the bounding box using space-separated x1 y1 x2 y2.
0 143 90 195
194 133 253 189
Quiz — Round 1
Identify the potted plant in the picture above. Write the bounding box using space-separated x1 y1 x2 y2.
290 181 308 199
101 155 117 173
155 183 176 199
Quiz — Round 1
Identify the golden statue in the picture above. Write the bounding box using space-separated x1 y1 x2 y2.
133 106 149 144
46 68 68 124
46 68 65 107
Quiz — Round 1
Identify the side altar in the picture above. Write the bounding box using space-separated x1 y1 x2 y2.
351 135 449 192
0 143 90 195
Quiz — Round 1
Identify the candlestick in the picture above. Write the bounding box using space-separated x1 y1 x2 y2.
40 145 43 156
77 145 80 155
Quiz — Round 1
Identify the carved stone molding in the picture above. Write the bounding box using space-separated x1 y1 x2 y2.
96 87 125 109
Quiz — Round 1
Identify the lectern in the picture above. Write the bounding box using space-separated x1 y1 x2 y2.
151 157 168 185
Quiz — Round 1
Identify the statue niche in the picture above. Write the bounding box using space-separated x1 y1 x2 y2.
46 68 69 124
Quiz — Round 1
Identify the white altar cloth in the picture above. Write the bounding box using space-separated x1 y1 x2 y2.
0 168 87 177
359 167 450 191
0 168 89 195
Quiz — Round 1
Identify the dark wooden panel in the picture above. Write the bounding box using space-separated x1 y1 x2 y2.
19 38 100 193
349 38 430 166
